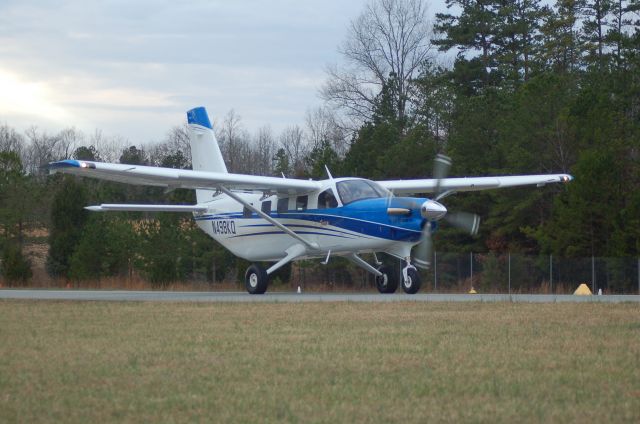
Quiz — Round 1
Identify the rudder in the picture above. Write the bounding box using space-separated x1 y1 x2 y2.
187 107 228 174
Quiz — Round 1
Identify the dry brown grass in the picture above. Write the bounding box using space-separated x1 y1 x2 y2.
1 301 639 423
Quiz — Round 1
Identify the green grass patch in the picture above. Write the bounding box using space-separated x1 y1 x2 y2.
1 301 639 423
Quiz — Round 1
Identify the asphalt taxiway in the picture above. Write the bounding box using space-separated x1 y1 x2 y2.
1 290 639 303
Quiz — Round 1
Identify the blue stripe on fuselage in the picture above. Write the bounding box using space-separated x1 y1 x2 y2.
194 197 425 242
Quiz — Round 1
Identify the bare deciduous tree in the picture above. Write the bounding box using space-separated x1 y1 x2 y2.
0 124 25 157
216 109 252 173
23 126 84 175
305 106 349 157
253 126 275 176
92 131 130 164
279 125 308 177
147 124 192 168
165 124 191 160
321 0 434 127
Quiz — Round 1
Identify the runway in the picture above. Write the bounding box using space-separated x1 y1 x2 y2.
1 289 639 303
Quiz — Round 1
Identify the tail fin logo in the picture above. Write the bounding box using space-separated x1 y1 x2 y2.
187 107 212 129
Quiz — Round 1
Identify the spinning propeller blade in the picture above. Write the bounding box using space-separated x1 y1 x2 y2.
413 223 433 270
433 154 452 198
445 211 481 236
412 154 481 268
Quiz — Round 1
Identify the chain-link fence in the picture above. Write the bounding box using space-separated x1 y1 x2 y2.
417 253 640 295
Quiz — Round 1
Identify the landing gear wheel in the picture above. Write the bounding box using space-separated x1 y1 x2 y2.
245 264 268 294
402 267 421 294
375 265 398 294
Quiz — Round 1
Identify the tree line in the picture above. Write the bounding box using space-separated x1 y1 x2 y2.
1 0 639 290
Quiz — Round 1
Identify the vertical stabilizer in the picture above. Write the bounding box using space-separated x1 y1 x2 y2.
187 107 227 203
187 107 227 173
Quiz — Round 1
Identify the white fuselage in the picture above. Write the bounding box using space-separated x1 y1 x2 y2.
193 178 421 262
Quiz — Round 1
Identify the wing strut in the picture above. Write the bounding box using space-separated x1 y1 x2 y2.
347 253 383 277
266 244 306 275
218 186 319 251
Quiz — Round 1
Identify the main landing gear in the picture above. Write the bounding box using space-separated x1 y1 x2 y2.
375 265 399 294
245 264 268 294
245 256 422 295
374 260 421 294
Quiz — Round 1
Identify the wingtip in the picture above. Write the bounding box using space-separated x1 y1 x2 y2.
48 160 96 170
48 159 81 169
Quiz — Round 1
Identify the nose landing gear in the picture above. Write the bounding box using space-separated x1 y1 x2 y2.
401 260 421 294
375 260 422 294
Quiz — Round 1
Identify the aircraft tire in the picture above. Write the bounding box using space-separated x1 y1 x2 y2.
375 265 398 294
245 264 268 294
402 267 421 294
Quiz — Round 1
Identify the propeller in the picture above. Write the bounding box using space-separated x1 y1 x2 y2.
412 154 481 269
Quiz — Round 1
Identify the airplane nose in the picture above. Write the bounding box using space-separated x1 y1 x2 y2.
421 200 447 221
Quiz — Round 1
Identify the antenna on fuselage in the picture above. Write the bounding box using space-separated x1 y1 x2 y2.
324 165 334 181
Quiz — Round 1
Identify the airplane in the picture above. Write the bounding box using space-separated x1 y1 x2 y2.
49 106 572 295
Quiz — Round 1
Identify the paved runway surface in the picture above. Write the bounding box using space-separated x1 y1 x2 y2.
1 289 639 303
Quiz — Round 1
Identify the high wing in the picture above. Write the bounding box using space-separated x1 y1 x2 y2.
48 160 321 195
85 204 209 212
378 174 572 195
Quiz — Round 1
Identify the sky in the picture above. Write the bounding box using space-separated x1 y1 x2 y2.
0 0 450 144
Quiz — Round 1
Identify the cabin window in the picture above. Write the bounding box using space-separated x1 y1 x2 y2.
318 189 338 209
261 200 272 215
243 206 252 218
296 195 308 211
277 197 289 213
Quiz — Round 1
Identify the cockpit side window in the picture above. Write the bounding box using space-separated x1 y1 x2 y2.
336 180 388 205
318 189 338 209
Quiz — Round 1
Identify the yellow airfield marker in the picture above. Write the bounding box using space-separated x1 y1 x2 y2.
468 287 478 294
573 283 592 295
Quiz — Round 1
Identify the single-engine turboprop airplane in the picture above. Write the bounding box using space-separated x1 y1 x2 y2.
49 107 572 294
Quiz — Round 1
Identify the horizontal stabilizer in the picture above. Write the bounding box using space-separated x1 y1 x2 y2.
85 204 207 212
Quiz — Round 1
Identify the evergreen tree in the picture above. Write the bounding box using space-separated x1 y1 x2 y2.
435 0 502 90
69 214 137 281
47 176 88 277
272 148 291 177
73 145 100 161
1 242 32 285
540 0 583 73
119 146 147 165
305 140 340 179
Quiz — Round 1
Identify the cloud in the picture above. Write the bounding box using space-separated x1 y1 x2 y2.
0 0 449 143
0 69 72 124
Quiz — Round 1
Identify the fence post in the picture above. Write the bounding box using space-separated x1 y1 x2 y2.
434 251 437 291
470 252 473 283
592 256 596 293
508 253 511 294
550 254 553 293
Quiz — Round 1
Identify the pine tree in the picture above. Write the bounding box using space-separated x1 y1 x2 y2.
47 176 88 277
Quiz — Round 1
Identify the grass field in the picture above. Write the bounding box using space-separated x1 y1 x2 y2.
1 301 639 423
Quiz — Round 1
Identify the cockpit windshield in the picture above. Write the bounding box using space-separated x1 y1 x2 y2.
336 179 390 205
